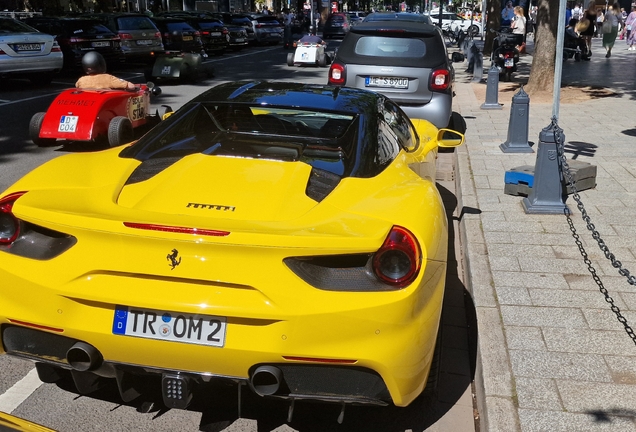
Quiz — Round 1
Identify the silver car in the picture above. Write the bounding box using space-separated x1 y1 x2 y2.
328 20 461 129
0 17 63 85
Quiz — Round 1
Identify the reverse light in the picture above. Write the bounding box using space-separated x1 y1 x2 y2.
0 191 27 245
328 62 345 85
372 226 421 287
430 68 450 91
124 222 230 237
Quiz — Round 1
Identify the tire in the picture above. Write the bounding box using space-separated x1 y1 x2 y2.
468 25 480 37
287 52 295 66
317 53 326 67
108 116 133 147
502 69 512 82
29 112 56 147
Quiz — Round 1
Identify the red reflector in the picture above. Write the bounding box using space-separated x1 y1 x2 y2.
283 356 357 364
124 222 230 237
9 319 64 333
0 49 6 55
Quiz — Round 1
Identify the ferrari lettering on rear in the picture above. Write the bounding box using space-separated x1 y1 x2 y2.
112 305 227 347
58 115 79 133
186 202 235 211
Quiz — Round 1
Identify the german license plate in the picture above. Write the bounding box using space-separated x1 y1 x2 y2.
92 41 110 47
235 38 244 42
14 43 41 51
182 35 193 41
504 58 514 67
136 39 153 45
58 115 78 133
211 32 222 37
365 76 409 89
112 305 227 347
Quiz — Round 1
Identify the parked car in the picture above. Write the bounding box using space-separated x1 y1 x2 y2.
322 12 351 39
24 17 123 69
0 80 464 416
328 20 463 129
212 12 255 44
0 17 63 85
347 10 367 25
157 12 228 55
150 16 204 53
244 13 283 45
425 11 482 36
363 11 433 25
80 13 164 63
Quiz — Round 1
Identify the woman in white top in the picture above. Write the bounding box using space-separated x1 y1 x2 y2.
511 6 527 50
603 2 624 57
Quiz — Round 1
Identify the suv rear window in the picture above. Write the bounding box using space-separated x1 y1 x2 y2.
65 21 114 35
166 22 195 32
116 16 157 30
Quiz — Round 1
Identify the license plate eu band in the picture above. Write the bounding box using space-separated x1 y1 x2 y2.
112 305 227 347
365 76 409 89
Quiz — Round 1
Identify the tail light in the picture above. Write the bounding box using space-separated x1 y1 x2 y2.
154 31 161 39
51 41 61 52
118 32 133 40
256 23 263 28
69 37 88 43
0 48 6 55
504 51 514 59
372 226 421 287
328 62 345 85
430 68 450 91
194 31 201 36
222 28 228 35
201 31 210 36
0 192 27 245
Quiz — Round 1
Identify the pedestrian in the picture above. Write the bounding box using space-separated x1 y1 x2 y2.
626 4 636 50
282 8 295 48
501 1 515 27
510 6 527 51
529 6 538 38
572 3 582 20
580 2 597 56
596 10 604 37
602 2 624 57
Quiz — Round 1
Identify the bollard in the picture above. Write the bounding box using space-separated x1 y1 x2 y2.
522 123 569 214
500 86 533 153
480 65 502 110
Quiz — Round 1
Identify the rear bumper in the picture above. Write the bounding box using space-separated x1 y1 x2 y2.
0 54 63 74
394 93 453 129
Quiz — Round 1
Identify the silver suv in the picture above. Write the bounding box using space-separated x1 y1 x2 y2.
328 20 462 129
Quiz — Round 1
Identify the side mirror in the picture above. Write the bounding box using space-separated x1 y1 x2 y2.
451 51 464 62
437 128 465 148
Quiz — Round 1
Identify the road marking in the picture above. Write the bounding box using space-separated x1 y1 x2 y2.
0 368 42 413
0 92 62 107
204 46 280 63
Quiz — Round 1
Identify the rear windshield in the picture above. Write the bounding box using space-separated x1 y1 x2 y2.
231 17 251 25
256 17 280 24
64 21 114 35
166 21 196 31
338 31 446 67
0 18 38 33
116 16 157 30
121 103 357 176
198 21 223 30
329 16 345 23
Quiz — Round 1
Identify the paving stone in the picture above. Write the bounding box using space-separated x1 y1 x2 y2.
504 326 546 351
488 256 521 272
488 244 555 258
515 377 562 410
501 305 588 328
493 272 569 289
605 355 636 385
528 288 627 309
582 308 636 331
518 408 636 432
483 396 519 432
542 327 636 355
518 257 599 275
558 380 636 414
509 350 612 381
477 307 513 397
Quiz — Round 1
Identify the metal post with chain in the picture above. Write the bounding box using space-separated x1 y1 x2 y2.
551 117 636 346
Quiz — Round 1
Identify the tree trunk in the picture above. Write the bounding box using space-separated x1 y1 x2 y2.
483 0 502 58
525 0 560 94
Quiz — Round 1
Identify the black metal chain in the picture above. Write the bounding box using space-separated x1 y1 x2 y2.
551 117 636 346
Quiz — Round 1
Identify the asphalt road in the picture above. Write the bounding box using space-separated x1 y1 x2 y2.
0 42 477 432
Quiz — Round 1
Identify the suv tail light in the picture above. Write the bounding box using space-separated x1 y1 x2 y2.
201 30 210 35
154 31 161 39
372 226 421 287
0 192 27 245
328 62 345 85
118 32 133 40
430 68 451 91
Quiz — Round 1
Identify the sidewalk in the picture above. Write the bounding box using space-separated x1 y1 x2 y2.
452 38 636 431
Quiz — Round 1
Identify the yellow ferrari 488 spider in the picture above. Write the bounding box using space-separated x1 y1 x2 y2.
0 81 463 422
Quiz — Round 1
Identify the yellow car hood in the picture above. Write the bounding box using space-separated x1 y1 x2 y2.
117 154 318 222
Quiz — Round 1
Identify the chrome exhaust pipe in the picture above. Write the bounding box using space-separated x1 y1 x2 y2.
250 365 283 396
66 342 103 372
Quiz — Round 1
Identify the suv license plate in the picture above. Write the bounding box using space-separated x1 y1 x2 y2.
113 305 227 347
366 77 409 89
136 39 153 45
92 41 110 47
182 35 193 41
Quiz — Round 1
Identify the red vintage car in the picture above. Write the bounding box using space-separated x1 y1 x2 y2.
29 83 162 148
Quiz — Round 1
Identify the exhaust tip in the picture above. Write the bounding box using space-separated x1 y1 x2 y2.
66 342 102 372
250 365 283 396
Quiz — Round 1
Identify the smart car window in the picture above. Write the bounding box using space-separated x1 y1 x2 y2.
354 36 426 58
